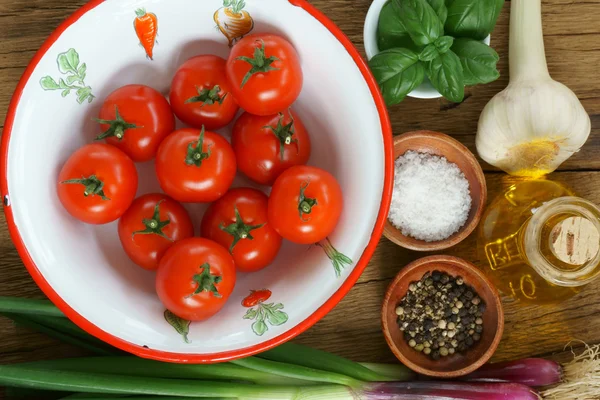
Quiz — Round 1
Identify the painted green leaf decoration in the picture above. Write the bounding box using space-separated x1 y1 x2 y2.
243 308 258 319
164 310 191 344
58 48 80 74
40 76 59 90
252 319 268 336
66 75 80 85
265 308 288 326
40 48 94 104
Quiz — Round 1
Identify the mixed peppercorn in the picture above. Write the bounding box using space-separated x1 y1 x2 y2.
396 270 486 360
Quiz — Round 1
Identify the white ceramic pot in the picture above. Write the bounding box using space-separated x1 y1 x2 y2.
363 0 491 100
1 0 393 363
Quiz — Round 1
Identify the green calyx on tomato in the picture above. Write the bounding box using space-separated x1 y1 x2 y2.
185 126 212 167
131 200 173 241
219 206 265 253
298 181 318 221
61 175 110 201
236 40 280 88
94 106 140 141
187 263 222 299
185 85 228 107
265 112 298 161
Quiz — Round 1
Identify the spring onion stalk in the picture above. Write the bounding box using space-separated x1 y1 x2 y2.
3 313 117 356
464 358 562 387
20 357 313 386
231 356 360 387
61 396 223 400
0 296 65 317
7 312 123 354
260 343 414 382
364 382 540 399
358 362 416 381
0 364 358 399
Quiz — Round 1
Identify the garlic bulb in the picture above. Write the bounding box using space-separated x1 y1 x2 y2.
476 0 591 177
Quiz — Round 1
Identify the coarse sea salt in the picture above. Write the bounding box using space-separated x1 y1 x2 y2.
388 151 472 242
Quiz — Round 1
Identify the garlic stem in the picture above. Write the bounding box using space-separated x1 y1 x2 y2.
510 0 550 82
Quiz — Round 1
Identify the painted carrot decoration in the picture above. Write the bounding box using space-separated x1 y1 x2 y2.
134 8 158 60
214 0 254 48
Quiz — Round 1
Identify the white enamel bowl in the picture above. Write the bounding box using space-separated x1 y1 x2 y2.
1 0 393 362
363 0 491 100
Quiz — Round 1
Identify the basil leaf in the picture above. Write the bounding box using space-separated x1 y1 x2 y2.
419 44 439 62
451 38 500 86
434 36 454 54
369 48 425 105
395 0 443 47
425 49 465 102
377 0 421 52
445 0 505 40
426 0 448 25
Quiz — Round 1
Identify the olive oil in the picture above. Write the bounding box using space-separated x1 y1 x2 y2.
478 180 600 304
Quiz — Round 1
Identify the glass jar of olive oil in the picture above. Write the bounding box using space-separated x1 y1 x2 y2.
478 180 600 304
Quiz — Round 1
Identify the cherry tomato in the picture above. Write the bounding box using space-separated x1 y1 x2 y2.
118 193 194 270
156 237 236 321
232 109 311 186
226 34 303 116
96 84 175 162
201 188 282 273
170 55 239 131
268 166 343 244
57 143 138 225
155 127 237 203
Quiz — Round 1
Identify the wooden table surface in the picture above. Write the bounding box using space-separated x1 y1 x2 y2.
0 0 599 394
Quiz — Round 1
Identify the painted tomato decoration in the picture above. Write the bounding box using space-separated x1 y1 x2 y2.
156 237 236 321
232 109 311 186
96 84 175 162
118 193 194 270
155 127 237 203
170 55 239 131
268 165 343 244
226 33 303 116
57 143 138 225
242 289 272 307
201 188 282 273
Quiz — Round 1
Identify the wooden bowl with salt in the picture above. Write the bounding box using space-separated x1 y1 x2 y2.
383 131 487 251
381 255 504 378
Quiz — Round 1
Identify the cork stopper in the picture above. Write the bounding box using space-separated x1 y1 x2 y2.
550 217 600 265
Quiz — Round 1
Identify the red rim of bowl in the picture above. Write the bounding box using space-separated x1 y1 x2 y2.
0 0 394 363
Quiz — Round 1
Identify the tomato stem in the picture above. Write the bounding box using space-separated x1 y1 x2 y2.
317 238 353 278
185 85 228 107
61 175 110 201
236 40 280 88
298 181 317 221
265 112 299 161
94 106 140 141
220 206 265 253
131 200 173 241
185 126 212 167
188 263 222 299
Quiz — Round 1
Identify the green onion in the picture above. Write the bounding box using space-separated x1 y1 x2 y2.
0 364 353 399
232 355 359 387
259 343 414 382
19 357 313 386
359 362 416 381
0 297 65 317
2 313 116 356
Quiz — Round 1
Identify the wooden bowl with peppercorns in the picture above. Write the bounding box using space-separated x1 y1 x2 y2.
381 255 504 378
